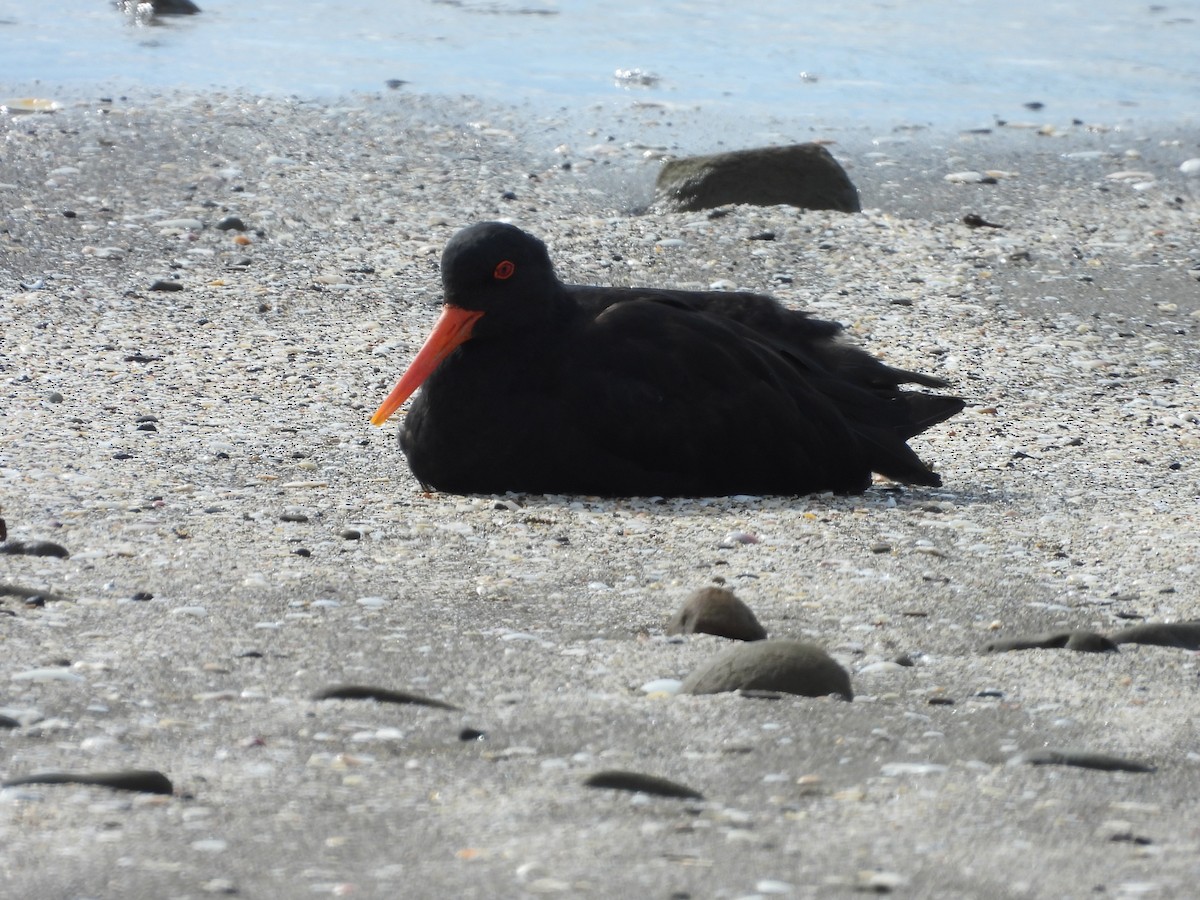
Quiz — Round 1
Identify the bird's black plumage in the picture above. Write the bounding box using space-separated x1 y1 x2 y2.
371 222 964 497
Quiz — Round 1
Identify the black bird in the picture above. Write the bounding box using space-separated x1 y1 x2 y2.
371 222 964 497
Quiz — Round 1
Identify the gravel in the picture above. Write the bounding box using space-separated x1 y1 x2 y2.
1 89 1198 899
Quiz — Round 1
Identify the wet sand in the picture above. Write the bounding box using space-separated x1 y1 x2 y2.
2 91 1199 899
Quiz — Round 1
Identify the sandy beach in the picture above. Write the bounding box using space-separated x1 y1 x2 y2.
2 90 1199 898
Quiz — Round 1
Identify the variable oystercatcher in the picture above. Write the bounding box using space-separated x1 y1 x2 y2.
371 222 964 497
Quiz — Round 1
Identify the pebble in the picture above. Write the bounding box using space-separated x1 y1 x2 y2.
856 661 908 676
984 630 1118 653
1110 622 1200 650
215 215 247 231
583 769 704 800
640 678 683 695
154 217 204 231
879 762 948 777
754 880 794 894
0 769 173 794
666 586 767 642
613 68 661 88
312 684 460 710
11 668 85 683
1008 750 1155 773
944 171 993 184
682 640 853 700
0 539 70 558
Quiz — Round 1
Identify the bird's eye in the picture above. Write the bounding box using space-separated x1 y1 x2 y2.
493 260 516 280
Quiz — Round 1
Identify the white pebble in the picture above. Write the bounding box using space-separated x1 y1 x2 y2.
879 762 948 777
755 880 795 895
1179 158 1200 176
154 217 204 230
640 678 683 695
11 668 86 683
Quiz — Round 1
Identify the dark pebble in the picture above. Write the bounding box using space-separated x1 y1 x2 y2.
292 548 311 557
62 210 77 218
682 639 853 700
458 727 486 741
130 591 153 602
962 213 1004 229
215 215 247 231
312 684 459 711
984 630 1117 654
927 696 956 706
1010 749 1155 773
137 422 157 432
584 770 704 800
279 513 309 523
0 582 73 602
0 540 70 559
1109 621 1200 651
1 769 174 794
149 280 184 292
385 79 408 90
0 715 20 729
113 452 134 460
667 586 767 642
339 529 362 540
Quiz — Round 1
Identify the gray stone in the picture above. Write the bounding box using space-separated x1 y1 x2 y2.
655 144 861 213
666 587 766 642
1109 621 1200 651
983 629 1117 654
681 639 852 700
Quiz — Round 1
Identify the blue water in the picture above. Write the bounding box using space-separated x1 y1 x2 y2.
1 0 1197 130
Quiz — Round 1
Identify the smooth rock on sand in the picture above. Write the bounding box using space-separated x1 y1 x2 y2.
681 639 853 700
654 144 861 213
666 586 767 642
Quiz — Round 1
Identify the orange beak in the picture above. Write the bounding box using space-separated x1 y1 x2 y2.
370 305 485 426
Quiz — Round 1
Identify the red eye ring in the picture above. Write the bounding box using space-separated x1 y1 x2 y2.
494 260 516 280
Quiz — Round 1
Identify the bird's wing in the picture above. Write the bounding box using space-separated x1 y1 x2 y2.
560 298 874 495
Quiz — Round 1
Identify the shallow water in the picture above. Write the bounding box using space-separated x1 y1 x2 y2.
1 0 1197 130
